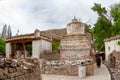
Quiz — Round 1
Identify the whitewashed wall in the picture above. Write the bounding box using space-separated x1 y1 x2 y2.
41 40 52 52
32 40 42 58
66 24 85 35
116 39 120 51
32 39 52 58
105 39 120 60
6 43 12 58
60 49 90 60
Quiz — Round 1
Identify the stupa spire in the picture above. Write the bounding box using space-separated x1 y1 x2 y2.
72 16 78 22
74 16 76 19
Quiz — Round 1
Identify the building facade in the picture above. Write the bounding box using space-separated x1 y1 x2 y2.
104 35 120 61
5 29 52 58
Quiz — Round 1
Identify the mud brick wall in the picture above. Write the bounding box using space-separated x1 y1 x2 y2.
0 58 42 80
40 53 60 60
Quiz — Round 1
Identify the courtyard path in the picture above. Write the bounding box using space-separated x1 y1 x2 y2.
42 64 111 80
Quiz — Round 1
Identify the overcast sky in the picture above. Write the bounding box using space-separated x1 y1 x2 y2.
0 0 119 35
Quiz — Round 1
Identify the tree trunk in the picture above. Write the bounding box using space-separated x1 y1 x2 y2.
97 43 104 54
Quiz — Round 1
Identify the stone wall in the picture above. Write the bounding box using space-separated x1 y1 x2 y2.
42 64 78 76
41 60 94 76
0 58 41 80
108 51 120 68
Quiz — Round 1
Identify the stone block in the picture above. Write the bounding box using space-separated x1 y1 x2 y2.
16 67 23 72
18 76 24 80
0 76 7 80
25 73 30 80
15 77 20 80
11 78 16 80
3 67 8 75
8 68 15 73
7 73 16 78
0 69 3 76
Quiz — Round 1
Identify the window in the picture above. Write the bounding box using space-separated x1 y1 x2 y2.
108 46 110 50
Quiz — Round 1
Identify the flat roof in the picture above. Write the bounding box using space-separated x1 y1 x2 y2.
5 29 52 43
104 35 120 42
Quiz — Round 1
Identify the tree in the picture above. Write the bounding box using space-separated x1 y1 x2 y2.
1 24 7 39
110 3 120 36
26 44 32 56
52 39 60 52
85 24 92 32
91 3 112 51
7 25 12 38
91 3 107 17
0 38 5 55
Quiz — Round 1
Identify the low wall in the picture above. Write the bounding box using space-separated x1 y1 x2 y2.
0 58 41 80
41 60 94 76
42 64 78 76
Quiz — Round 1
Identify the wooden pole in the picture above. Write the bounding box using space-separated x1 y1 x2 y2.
22 43 26 59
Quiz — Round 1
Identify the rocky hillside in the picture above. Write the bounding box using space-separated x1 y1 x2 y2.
41 28 93 40
41 28 67 40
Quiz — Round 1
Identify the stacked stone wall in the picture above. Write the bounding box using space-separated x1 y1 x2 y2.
0 58 41 80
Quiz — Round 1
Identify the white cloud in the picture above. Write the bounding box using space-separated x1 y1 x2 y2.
0 0 120 35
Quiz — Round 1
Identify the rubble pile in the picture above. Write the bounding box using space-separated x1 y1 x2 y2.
0 58 41 80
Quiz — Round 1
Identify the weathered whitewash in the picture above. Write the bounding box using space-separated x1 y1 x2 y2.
5 43 12 57
32 39 52 58
60 17 93 60
104 35 120 61
66 17 85 35
32 40 42 58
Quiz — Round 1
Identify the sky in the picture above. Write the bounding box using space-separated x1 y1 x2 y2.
0 0 120 35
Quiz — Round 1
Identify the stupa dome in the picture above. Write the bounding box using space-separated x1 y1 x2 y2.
66 17 85 35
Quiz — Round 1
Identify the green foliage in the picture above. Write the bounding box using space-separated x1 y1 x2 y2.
110 3 120 36
91 3 107 17
52 40 60 51
118 41 120 46
26 44 32 55
0 38 5 54
110 3 120 21
85 24 92 32
91 3 112 50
